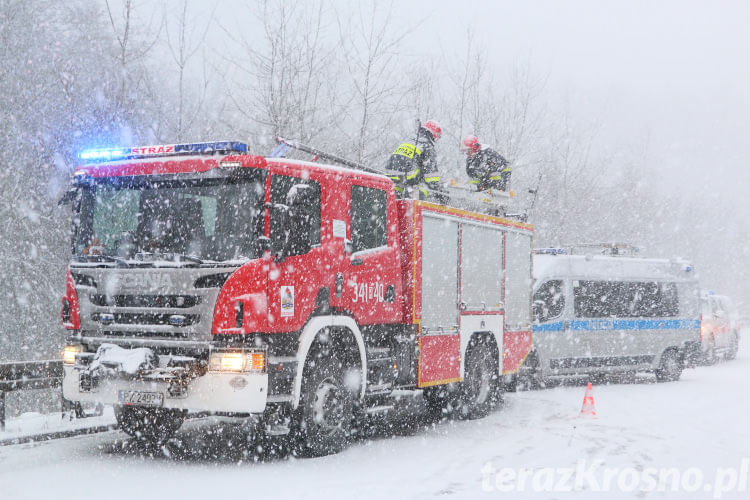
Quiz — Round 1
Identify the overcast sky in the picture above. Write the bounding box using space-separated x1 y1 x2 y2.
387 0 750 201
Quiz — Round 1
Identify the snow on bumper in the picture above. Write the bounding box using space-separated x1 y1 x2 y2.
62 366 268 413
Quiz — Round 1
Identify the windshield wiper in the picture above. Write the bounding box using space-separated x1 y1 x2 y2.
173 254 204 265
72 255 130 267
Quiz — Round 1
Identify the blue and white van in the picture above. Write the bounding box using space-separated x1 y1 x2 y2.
520 245 701 385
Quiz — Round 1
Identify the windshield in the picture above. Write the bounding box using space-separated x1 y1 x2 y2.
72 172 266 265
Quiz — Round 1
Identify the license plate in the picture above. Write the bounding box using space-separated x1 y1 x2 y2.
117 390 164 407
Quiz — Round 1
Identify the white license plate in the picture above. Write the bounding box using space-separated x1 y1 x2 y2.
117 390 164 407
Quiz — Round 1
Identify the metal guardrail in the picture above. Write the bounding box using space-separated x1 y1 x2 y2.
0 360 63 431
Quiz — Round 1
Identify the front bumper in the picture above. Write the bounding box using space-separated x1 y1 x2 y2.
62 365 268 413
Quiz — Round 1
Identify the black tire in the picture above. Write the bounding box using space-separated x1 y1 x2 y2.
291 353 354 457
704 338 718 365
458 337 499 420
725 333 739 361
655 349 683 382
516 352 543 391
423 383 461 420
114 405 185 443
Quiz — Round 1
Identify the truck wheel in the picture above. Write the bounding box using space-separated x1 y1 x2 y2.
114 405 185 443
725 333 739 360
292 354 353 457
655 349 683 383
458 338 498 419
423 384 460 420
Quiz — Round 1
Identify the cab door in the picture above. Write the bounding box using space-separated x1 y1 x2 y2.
267 172 324 330
345 183 402 324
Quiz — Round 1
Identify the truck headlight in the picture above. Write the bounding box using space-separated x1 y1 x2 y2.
209 349 266 373
63 344 84 365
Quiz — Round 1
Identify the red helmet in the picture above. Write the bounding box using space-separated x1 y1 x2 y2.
460 135 481 155
423 120 442 140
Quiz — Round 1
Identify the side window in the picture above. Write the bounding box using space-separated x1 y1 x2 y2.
270 175 321 256
574 280 679 318
533 280 565 322
351 185 387 253
574 281 616 318
657 282 679 317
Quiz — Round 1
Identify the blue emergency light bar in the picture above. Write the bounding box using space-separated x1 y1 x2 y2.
78 141 248 162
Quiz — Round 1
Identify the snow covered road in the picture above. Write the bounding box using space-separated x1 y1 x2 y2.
1 342 749 500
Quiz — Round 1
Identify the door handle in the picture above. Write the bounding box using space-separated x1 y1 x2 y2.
563 320 570 330
351 258 364 266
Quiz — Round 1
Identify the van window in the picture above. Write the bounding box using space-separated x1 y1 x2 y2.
533 280 564 322
574 280 679 318
270 175 321 256
351 185 387 252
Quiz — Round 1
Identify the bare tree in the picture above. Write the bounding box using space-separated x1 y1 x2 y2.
160 0 215 141
223 0 333 148
104 0 162 115
0 0 160 359
335 1 417 163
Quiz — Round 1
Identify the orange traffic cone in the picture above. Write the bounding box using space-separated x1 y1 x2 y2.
580 382 597 417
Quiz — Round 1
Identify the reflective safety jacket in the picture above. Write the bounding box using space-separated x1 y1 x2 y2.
465 146 512 191
385 128 440 194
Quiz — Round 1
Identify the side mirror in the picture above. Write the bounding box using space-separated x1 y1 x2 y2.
532 301 544 323
254 236 271 256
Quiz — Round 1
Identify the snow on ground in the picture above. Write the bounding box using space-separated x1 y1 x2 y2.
1 340 749 499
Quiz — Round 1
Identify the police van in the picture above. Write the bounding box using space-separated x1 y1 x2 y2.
518 244 701 386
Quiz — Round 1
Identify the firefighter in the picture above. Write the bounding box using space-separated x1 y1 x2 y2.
460 135 512 191
385 120 442 199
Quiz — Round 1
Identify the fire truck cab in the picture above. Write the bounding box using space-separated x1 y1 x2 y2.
60 141 533 456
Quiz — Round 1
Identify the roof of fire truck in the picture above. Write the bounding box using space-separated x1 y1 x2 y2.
74 140 389 181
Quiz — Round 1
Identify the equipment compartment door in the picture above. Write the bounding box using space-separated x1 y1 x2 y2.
418 215 460 385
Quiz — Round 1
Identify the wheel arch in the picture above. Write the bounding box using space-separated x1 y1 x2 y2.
292 315 367 408
655 345 684 372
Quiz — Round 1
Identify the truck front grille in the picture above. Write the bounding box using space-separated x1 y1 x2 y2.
89 294 201 308
99 330 189 339
91 312 200 327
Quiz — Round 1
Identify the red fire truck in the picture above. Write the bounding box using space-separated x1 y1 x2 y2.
60 141 533 456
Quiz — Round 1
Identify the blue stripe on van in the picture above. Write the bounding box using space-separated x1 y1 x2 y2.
533 319 699 333
534 321 564 332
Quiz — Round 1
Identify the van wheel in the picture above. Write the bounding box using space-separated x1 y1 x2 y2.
725 333 739 361
655 349 683 382
704 338 718 365
291 354 353 457
516 352 542 391
458 338 499 420
115 405 185 443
